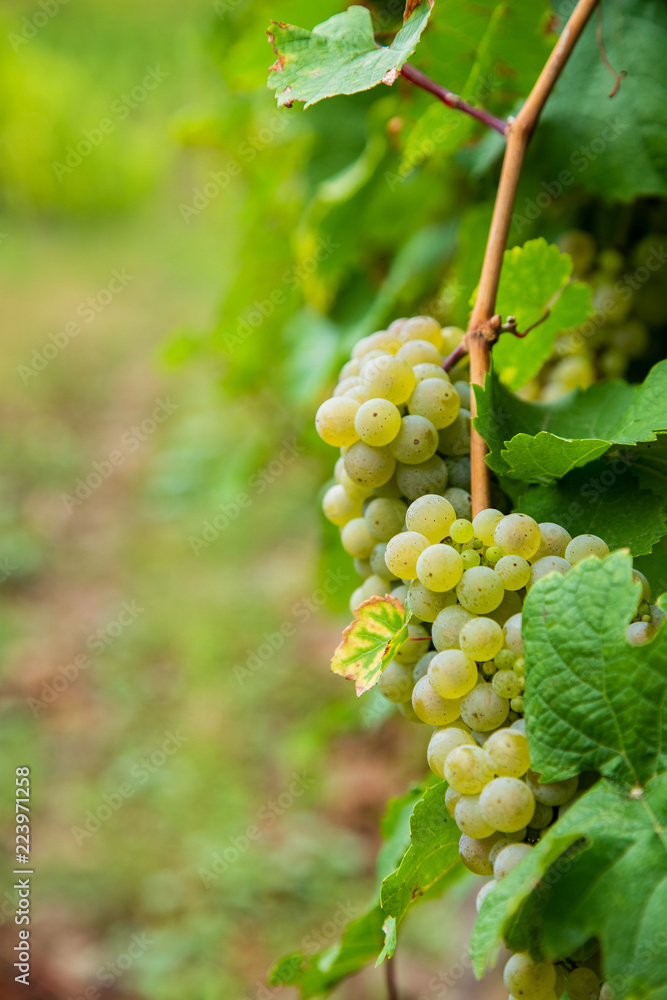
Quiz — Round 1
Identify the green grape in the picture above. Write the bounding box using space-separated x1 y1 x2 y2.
315 396 360 447
510 695 524 713
564 533 610 564
451 518 474 544
443 486 472 519
441 325 465 353
340 517 375 559
322 484 363 526
445 457 471 490
362 354 416 404
485 545 503 566
344 384 371 404
371 474 404 499
455 794 496 838
528 555 571 589
494 513 542 559
349 587 364 613
453 380 471 409
354 397 402 446
352 329 401 358
492 670 522 700
333 375 361 396
378 660 414 702
456 567 505 614
390 414 439 464
458 833 497 875
487 831 526 866
363 498 407 541
558 230 596 276
461 549 480 569
472 508 505 546
445 785 463 819
503 613 524 656
611 318 649 359
394 623 430 664
481 660 496 677
427 724 475 777
495 555 531 591
480 777 536 832
384 530 430 579
334 456 373 499
459 617 504 661
355 574 392 605
437 410 471 457
408 377 461 429
428 649 478 699
529 801 554 829
390 583 409 605
416 543 464 591
510 718 526 735
599 982 614 1000
396 455 448 500
397 338 441 366
593 282 632 323
412 675 462 724
432 604 474 651
493 842 533 880
533 521 572 560
413 650 437 682
399 315 442 347
566 967 600 1000
406 493 456 542
475 880 497 912
340 358 361 379
344 441 396 488
412 362 450 384
396 699 422 723
494 649 515 670
407 580 455 622
626 620 656 645
488 589 523 626
353 557 372 579
513 656 525 677
461 682 509 731
525 771 579 806
504 954 557 1000
444 744 495 794
484 728 530 777
370 543 399 581
632 569 651 602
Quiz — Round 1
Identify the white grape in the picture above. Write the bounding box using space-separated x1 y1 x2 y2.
412 362 450 384
443 485 472 518
472 508 504 546
398 315 442 347
370 543 398 581
488 589 523 626
396 455 448 500
495 555 532 591
458 833 498 875
361 354 416 404
432 604 474 651
438 411 471 458
408 377 461 429
529 801 554 829
354 398 402 446
397 338 441 366
390 414 439 464
475 879 497 912
384 531 430 579
445 785 463 819
460 682 510 731
492 670 522 700
565 533 610 564
528 555 571 590
315 396 360 447
340 518 375 559
494 513 542 559
407 580 455 622
343 441 396 488
493 842 533 880
428 649 478 699
417 544 464 591
427 725 475 777
394 623 430 665
444 744 494 794
567 967 601 1000
525 771 579 806
459 617 504 661
456 566 505 614
352 330 401 358
455 794 496 838
378 660 414 703
626 620 656 645
322 484 363 526
406 494 456 542
363 498 407 541
503 613 524 656
479 777 536 831
504 954 556 1000
533 521 572 560
484 729 530 778
411 676 461 725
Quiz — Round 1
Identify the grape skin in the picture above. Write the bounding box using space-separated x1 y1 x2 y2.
455 794 496 838
362 354 416 404
503 952 556 1000
363 498 407 541
354 398 402 446
427 725 475 777
315 396 360 447
405 494 456 542
460 682 510 731
408 377 461 429
444 744 495 794
396 455 448 500
432 604 474 651
407 580 454 622
565 533 610 564
322 484 362 526
494 513 542 560
525 771 579 806
459 616 504 661
493 842 533 880
484 729 530 778
412 675 461 725
390 414 439 464
417 543 464 591
528 555 571 590
456 567 505 614
343 440 396 488
384 531 430 579
428 649 478 699
479 777 536 832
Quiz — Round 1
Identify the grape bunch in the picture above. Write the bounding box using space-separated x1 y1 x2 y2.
315 315 661 1000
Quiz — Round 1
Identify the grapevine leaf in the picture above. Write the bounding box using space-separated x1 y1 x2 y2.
331 595 408 696
523 550 667 787
472 776 667 1000
516 461 667 556
632 438 667 498
376 916 397 965
381 780 462 919
267 3 433 109
492 239 593 390
474 359 667 481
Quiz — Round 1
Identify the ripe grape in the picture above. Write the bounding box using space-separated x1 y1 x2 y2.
413 650 437 682
437 410 471 457
378 660 414 702
344 441 396 488
565 533 610 564
363 498 407 541
399 315 442 346
417 543 464 591
533 522 572 560
315 396 360 447
488 589 523 625
405 494 456 542
503 953 556 1000
626 620 656 645
528 555 571 589
408 378 461 429
362 354 416 404
459 617 504 661
390 414 439 464
493 842 533 880
407 580 454 622
322 484 363 526
352 330 401 358
458 833 498 875
475 880 496 912
484 729 530 778
432 604 474 651
525 771 579 806
445 785 463 819
460 682 509 731
529 801 554 829
384 531 430 579
455 794 496 838
495 555 532 591
479 777 536 831
354 398 402 446
503 613 524 656
472 508 504 546
428 649 478 699
492 670 522 700
444 744 494 794
456 567 505 614
444 486 472 519
340 518 375 559
370 543 399 580
394 623 430 664
412 676 461 724
396 455 448 500
397 339 442 366
494 513 542 559
450 518 474 543
427 725 475 777
567 967 601 1000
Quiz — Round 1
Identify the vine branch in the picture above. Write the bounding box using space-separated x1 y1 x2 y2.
400 63 508 136
385 957 399 1000
467 0 600 515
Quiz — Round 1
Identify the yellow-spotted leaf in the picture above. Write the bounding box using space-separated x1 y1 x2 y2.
331 596 408 696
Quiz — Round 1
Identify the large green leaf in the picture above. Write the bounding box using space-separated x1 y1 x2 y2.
474 360 667 481
522 551 667 787
516 461 667 556
331 595 409 696
267 3 433 108
532 0 667 201
472 554 667 999
381 780 462 919
472 777 667 1000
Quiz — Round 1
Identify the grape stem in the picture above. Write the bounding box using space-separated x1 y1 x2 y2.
385 957 400 1000
467 0 600 516
400 64 508 135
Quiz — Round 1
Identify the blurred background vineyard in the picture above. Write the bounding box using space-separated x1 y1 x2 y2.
0 1 665 999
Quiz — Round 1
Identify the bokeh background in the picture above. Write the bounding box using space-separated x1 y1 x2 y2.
0 1 665 999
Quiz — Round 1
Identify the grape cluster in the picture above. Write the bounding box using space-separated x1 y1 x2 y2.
521 230 666 402
316 316 659 1000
